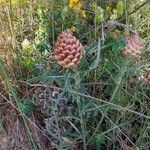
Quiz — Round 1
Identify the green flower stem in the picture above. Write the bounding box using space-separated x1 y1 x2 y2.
75 71 87 150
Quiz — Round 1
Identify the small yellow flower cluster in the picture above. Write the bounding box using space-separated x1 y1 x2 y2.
81 10 86 18
69 0 81 9
68 0 86 18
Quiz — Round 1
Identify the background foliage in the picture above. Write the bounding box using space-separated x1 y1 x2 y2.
0 0 150 150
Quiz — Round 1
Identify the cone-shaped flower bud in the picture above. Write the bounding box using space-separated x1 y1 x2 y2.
122 34 142 57
54 31 83 68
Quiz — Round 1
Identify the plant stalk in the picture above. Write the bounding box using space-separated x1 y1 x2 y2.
75 71 87 150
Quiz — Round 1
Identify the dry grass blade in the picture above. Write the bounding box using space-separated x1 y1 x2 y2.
0 93 52 143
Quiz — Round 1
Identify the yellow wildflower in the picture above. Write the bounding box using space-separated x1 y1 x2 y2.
69 0 82 11
76 2 82 9
69 0 79 8
69 0 86 18
81 10 86 18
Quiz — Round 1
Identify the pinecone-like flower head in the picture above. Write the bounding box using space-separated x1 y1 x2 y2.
54 31 83 68
122 34 142 57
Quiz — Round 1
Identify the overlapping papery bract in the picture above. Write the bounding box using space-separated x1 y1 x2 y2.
122 34 142 57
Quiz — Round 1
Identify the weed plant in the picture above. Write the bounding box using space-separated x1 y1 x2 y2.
0 0 150 150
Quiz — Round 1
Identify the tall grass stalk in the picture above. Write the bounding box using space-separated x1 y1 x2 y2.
0 61 37 149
